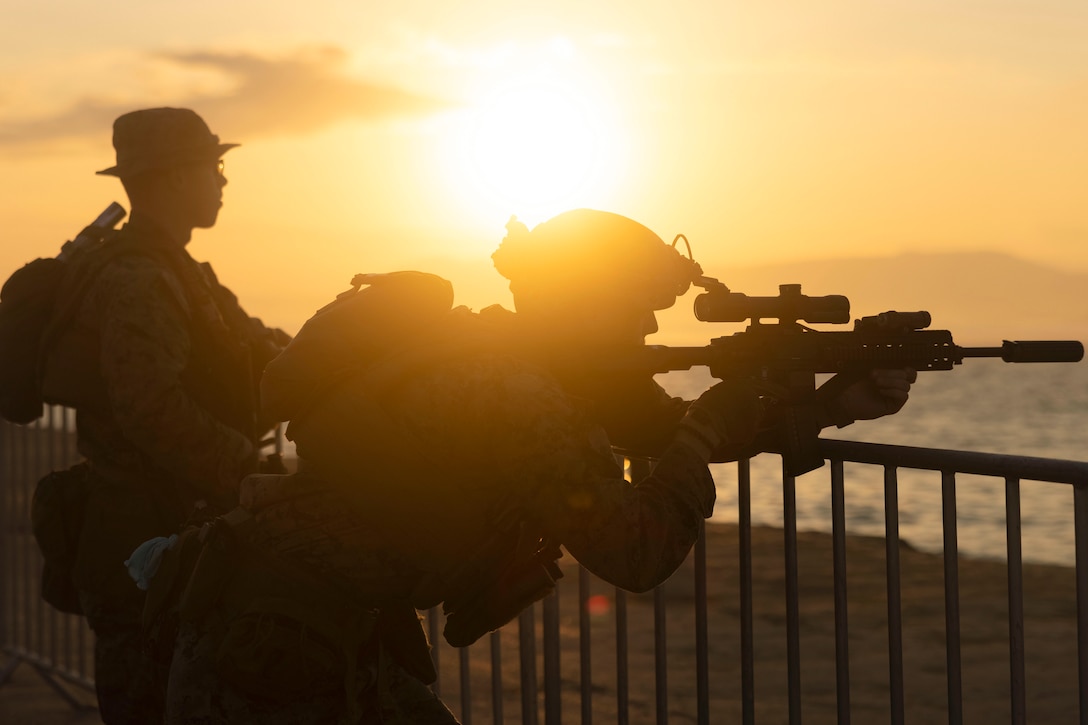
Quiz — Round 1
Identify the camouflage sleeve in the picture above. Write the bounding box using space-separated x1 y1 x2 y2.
196 261 291 434
478 366 716 594
249 316 292 362
589 375 765 463
93 257 254 496
543 439 716 595
247 316 292 432
199 261 292 363
600 378 690 456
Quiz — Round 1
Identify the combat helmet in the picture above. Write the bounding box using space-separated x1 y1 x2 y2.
492 208 700 311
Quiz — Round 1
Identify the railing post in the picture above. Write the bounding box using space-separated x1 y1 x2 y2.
654 584 668 725
615 587 629 725
694 518 710 725
941 470 963 725
578 566 592 725
0 421 12 679
489 631 503 725
830 458 851 724
1074 483 1088 725
782 459 802 724
543 590 561 725
1 422 10 653
738 457 755 725
429 607 443 701
518 605 539 725
884 466 905 725
459 646 473 725
1006 477 1026 725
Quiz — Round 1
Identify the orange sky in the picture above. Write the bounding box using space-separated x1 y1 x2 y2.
2 2 1087 335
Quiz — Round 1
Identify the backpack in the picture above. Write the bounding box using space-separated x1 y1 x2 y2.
263 273 564 646
259 270 457 424
261 271 474 567
0 202 127 424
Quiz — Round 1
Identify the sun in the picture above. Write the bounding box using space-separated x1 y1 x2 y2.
446 80 618 222
469 84 596 201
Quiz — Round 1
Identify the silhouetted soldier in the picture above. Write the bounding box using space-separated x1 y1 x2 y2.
156 209 913 723
42 108 290 723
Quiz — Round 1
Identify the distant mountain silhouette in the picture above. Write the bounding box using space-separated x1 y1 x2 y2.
658 251 1088 346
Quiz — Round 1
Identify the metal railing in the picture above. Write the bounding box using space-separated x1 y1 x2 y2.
422 443 1088 724
3 415 1086 723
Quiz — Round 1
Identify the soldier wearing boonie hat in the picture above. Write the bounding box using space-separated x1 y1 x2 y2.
43 108 289 724
96 107 239 178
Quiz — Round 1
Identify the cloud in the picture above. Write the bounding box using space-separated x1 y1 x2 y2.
0 46 454 153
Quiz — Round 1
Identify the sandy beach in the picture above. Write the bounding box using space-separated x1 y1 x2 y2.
1 520 1079 723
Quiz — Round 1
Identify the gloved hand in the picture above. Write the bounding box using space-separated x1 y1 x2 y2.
675 380 764 462
818 368 917 428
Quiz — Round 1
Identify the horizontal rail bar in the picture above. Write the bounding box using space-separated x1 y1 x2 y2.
1 647 95 692
821 439 1088 483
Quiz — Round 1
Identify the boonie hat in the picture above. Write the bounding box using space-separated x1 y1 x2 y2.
96 107 239 177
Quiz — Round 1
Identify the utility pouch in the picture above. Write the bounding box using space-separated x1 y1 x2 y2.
141 526 204 666
194 509 383 706
140 511 249 666
177 515 242 623
30 461 93 615
213 595 373 703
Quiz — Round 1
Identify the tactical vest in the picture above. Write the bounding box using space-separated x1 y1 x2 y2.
42 222 264 468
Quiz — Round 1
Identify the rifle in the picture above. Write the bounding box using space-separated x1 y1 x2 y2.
638 279 1084 476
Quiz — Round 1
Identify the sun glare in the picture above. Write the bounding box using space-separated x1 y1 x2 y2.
444 80 618 224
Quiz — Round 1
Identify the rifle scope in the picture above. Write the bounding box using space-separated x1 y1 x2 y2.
694 284 850 324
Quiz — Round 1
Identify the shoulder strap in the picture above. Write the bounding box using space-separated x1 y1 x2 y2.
38 233 162 368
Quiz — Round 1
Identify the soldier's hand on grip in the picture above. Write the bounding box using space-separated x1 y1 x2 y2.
821 367 917 427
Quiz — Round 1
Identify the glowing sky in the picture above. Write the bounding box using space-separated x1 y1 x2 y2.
2 1 1087 334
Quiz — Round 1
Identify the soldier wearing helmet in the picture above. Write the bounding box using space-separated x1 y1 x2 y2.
158 208 912 723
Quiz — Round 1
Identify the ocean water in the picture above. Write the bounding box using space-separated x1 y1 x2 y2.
655 359 1088 567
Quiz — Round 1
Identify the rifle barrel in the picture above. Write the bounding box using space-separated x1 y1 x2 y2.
959 340 1084 363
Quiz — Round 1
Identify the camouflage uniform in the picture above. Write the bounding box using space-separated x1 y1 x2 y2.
164 305 727 724
44 212 288 724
